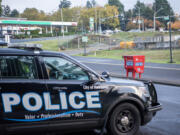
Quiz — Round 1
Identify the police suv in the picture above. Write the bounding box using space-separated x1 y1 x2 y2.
0 44 162 135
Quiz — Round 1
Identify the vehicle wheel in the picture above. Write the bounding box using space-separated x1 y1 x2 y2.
108 103 141 135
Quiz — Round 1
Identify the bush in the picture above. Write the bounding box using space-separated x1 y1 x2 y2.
31 29 40 35
14 34 29 39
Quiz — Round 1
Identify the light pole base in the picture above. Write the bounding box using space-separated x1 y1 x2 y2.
168 61 175 64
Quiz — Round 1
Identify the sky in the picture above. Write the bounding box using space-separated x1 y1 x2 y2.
2 0 180 14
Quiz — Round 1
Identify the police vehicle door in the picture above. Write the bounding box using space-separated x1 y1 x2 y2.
0 56 49 130
42 56 102 124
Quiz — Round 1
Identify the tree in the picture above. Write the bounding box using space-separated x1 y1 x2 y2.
124 10 133 20
131 1 154 26
144 19 153 28
171 21 180 30
10 9 19 17
0 0 2 16
21 8 40 20
48 7 81 22
122 9 133 30
80 5 119 31
108 0 124 13
133 1 145 18
59 0 71 9
4 5 11 16
153 0 175 26
126 21 138 31
91 0 96 7
86 1 92 8
143 7 153 20
86 0 97 8
38 10 47 20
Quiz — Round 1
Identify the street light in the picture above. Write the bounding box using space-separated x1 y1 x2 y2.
161 3 174 63
98 11 102 34
168 11 173 63
136 6 141 31
154 7 163 32
94 7 98 34
59 1 64 37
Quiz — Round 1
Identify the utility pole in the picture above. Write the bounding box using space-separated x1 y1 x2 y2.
169 9 173 63
98 10 102 34
154 7 163 32
153 14 156 32
59 1 64 37
161 3 174 63
95 7 97 34
138 7 141 31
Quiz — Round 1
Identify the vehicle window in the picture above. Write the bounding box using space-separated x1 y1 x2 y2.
44 57 89 81
0 56 38 79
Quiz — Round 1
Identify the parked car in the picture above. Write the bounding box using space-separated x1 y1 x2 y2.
102 30 114 35
0 40 7 46
0 43 162 135
128 29 141 33
114 29 122 33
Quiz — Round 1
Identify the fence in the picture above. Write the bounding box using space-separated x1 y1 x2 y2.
59 34 122 52
59 35 180 56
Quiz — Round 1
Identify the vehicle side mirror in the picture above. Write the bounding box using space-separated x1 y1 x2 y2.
101 71 110 78
88 73 100 85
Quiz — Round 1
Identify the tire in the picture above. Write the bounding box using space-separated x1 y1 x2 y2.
108 103 141 135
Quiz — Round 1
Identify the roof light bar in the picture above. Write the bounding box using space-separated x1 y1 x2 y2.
8 43 42 50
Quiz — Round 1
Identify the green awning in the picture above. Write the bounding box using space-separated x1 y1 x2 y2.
1 20 51 25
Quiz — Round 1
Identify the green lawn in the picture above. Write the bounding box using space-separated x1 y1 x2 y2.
79 49 180 64
27 39 67 51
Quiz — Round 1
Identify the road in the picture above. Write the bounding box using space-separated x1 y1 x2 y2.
74 56 180 86
138 84 180 135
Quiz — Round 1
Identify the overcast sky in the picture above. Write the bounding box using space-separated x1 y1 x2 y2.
2 0 180 14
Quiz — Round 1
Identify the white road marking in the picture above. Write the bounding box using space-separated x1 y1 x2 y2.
80 61 180 71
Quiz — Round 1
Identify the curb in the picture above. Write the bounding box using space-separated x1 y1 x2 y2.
110 74 180 87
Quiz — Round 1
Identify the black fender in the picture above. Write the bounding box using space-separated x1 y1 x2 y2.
105 94 145 118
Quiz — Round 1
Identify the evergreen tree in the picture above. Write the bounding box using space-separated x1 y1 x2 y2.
10 9 19 17
59 0 71 9
4 5 11 17
153 0 175 25
0 0 2 16
91 0 96 7
108 0 124 13
86 1 92 8
132 1 154 20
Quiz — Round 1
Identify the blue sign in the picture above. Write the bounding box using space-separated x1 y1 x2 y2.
135 62 143 66
127 61 133 66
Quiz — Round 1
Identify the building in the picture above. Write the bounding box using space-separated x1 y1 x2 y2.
0 17 78 36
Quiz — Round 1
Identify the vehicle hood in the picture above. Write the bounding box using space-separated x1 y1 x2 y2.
105 77 145 87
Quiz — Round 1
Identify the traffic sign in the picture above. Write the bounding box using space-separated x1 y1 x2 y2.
164 16 169 21
138 20 142 24
89 17 94 31
82 36 88 43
